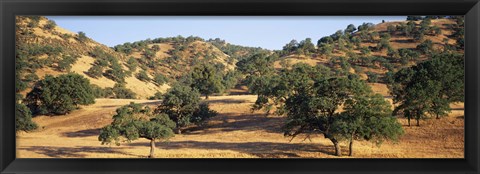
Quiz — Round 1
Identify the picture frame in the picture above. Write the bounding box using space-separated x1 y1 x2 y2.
1 0 479 173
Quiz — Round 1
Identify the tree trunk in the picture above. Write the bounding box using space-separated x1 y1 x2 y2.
436 113 439 119
416 118 420 126
330 138 342 156
148 139 155 158
205 95 209 99
348 140 353 156
175 128 182 134
407 116 411 126
348 132 354 156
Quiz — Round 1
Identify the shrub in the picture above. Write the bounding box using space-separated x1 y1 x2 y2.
77 31 88 42
25 73 95 115
111 83 136 99
16 96 38 132
43 20 56 30
366 71 379 83
149 91 164 100
136 70 150 82
153 73 169 86
87 64 104 78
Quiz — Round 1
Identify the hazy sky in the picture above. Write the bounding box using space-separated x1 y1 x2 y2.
47 16 406 50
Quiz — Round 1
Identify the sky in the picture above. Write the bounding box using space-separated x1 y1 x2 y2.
47 16 406 50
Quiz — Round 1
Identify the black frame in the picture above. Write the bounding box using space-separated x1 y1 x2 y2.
1 0 479 173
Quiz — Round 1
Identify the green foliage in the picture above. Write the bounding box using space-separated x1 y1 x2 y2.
136 70 150 82
149 91 164 100
77 31 88 42
155 85 216 133
43 20 57 30
366 71 379 83
390 52 464 125
387 25 396 35
126 57 138 72
331 94 404 155
153 73 169 86
57 55 79 72
99 102 175 157
104 61 126 83
16 95 38 132
188 63 225 99
109 83 136 99
282 76 402 156
25 73 95 115
416 39 433 54
398 48 420 64
87 64 104 78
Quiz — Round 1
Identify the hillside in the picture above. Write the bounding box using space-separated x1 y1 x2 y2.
15 17 252 99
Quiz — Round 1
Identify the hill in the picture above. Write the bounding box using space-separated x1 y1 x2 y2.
16 17 265 99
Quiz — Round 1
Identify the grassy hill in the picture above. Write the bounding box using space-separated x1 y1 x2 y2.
16 17 264 99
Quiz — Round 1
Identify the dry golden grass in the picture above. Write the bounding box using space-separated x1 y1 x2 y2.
17 95 464 158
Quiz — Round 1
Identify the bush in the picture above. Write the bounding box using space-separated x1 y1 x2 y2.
57 55 78 72
77 31 88 42
416 39 433 54
111 83 136 99
25 73 95 115
366 71 379 83
149 91 164 100
43 20 56 30
153 73 169 86
16 99 38 131
87 64 104 78
136 70 150 82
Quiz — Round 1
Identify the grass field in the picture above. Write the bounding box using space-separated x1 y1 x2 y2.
16 95 464 158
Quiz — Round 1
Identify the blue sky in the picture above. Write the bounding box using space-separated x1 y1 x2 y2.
47 16 406 50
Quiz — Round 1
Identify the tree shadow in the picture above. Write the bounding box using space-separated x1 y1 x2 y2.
127 140 337 157
18 146 144 158
191 113 285 134
206 99 251 104
391 39 415 43
62 128 101 138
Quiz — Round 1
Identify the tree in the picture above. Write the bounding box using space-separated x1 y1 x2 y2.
189 63 225 99
87 64 104 78
387 25 397 35
111 83 136 99
236 53 276 94
136 70 150 82
155 85 217 134
344 24 357 34
57 55 78 72
390 52 464 125
126 57 138 72
298 38 316 55
98 103 175 158
366 71 379 83
331 93 403 156
283 77 401 156
77 31 87 42
16 94 38 132
407 16 423 21
416 39 433 54
43 20 56 30
282 39 299 53
153 73 169 86
25 73 95 115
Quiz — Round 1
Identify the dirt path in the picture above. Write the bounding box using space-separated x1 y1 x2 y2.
16 96 464 158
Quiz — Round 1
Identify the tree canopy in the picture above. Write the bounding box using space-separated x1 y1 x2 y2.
25 73 95 115
98 102 176 158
